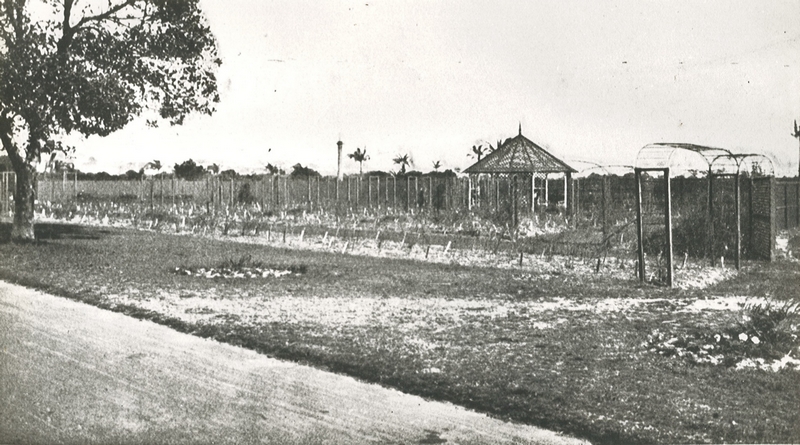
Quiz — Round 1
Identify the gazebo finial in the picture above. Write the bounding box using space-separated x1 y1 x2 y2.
518 122 522 136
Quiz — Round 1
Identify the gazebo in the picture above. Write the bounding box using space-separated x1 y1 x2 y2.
464 126 577 225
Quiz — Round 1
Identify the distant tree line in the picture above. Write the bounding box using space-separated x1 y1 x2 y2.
0 154 460 181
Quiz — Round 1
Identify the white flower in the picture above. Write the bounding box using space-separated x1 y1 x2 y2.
738 333 748 341
751 336 760 345
714 334 721 343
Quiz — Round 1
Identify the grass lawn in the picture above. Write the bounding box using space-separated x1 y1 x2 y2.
1 222 798 444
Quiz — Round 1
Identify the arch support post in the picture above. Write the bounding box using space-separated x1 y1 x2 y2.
635 168 645 283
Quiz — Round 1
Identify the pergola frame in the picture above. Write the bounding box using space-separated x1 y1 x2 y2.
634 143 773 287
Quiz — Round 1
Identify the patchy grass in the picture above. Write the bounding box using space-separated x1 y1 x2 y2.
0 222 799 444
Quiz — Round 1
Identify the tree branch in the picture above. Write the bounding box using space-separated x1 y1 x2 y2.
72 0 139 30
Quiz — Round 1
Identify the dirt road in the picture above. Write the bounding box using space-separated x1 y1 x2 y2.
0 281 589 445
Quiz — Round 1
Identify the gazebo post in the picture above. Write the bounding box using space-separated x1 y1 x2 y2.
512 175 518 227
530 174 536 213
467 175 472 211
544 174 549 208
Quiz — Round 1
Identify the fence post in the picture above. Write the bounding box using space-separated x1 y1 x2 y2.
602 175 609 237
307 177 312 209
784 182 789 231
406 176 410 211
770 178 777 261
664 169 674 287
734 171 741 270
415 177 419 209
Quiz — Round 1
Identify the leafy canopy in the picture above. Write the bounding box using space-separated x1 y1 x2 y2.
0 0 221 165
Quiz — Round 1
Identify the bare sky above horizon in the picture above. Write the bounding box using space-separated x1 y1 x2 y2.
69 0 800 176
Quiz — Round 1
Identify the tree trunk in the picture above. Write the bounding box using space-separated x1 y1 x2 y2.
12 164 36 242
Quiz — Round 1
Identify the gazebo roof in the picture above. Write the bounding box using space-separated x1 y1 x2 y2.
464 130 577 175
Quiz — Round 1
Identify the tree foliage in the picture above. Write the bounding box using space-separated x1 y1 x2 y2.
0 0 221 240
348 147 368 174
393 154 412 175
173 158 205 180
290 163 320 178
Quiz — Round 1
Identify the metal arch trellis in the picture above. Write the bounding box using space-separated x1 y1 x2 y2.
566 160 635 237
633 143 775 288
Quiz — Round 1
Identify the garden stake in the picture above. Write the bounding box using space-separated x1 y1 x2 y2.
283 226 286 243
342 241 349 254
299 228 305 243
425 245 431 258
445 241 451 254
519 251 524 267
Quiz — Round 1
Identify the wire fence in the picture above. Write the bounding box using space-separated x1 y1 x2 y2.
0 172 793 265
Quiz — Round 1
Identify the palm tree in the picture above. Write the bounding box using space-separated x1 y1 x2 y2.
432 160 442 171
206 163 220 175
470 145 486 162
348 147 369 175
145 160 162 171
140 160 162 176
393 154 412 175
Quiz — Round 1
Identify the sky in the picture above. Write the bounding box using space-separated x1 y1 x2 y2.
67 0 800 176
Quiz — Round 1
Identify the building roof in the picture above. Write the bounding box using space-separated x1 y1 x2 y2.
464 131 577 175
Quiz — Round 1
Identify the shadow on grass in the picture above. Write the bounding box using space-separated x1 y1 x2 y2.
0 222 113 243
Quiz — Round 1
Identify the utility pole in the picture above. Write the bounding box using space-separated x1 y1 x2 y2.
793 120 800 178
337 140 344 181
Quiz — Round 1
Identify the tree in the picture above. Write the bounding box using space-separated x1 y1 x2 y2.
393 154 412 175
139 159 162 177
219 168 237 179
263 163 284 175
206 163 220 175
348 147 369 175
124 169 143 180
0 0 220 241
290 163 320 177
469 145 487 162
173 159 206 180
432 160 442 172
291 163 319 177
